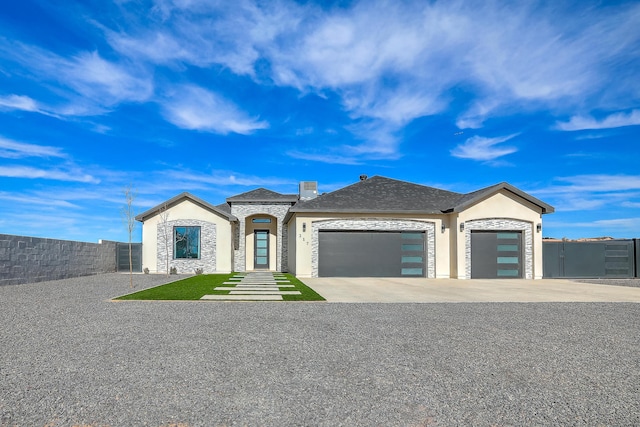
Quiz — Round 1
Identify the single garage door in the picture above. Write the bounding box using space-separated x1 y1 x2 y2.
471 231 523 278
318 230 425 277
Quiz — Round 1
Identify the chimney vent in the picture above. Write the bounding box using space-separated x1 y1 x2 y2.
299 181 318 200
359 174 368 181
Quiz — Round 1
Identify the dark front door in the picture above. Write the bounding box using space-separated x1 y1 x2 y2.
254 230 269 269
471 231 523 278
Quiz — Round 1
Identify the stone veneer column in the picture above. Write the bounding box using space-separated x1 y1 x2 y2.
230 203 292 272
463 218 533 279
310 218 436 278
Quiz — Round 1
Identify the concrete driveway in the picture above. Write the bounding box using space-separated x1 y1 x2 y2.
301 277 640 302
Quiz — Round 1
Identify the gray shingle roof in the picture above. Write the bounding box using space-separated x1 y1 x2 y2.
290 176 464 214
215 202 231 214
226 188 298 203
135 192 238 222
289 176 554 215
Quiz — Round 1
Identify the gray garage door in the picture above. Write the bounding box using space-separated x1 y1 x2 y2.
471 231 523 279
318 231 425 277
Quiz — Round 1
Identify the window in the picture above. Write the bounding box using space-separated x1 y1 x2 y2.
174 226 200 259
252 218 272 223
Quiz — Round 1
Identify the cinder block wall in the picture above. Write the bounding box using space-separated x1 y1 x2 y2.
0 234 117 286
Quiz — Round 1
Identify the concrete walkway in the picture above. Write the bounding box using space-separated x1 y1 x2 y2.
201 272 301 301
301 277 640 303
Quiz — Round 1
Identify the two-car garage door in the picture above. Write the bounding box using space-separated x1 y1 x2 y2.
318 230 425 277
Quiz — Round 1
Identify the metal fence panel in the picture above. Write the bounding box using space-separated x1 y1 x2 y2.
117 243 142 272
543 240 636 278
542 242 563 278
636 239 640 278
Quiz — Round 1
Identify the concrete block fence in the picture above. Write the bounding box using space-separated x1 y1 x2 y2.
0 234 118 286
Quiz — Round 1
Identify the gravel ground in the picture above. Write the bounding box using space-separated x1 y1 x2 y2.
575 278 640 288
1 273 639 427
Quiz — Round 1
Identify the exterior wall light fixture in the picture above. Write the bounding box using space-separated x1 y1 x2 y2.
536 223 542 233
441 223 446 233
460 222 465 232
303 222 307 232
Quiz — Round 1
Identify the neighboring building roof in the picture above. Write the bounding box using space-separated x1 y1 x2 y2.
226 188 298 203
287 176 554 219
135 192 238 222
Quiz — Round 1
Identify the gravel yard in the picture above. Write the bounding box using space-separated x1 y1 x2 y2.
1 273 639 426
576 278 640 288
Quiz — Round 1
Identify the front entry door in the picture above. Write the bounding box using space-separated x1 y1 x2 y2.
254 230 269 269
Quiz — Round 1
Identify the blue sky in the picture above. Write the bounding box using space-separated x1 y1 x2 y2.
1 0 639 243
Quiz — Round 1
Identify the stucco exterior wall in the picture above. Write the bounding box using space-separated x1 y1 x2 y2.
290 213 447 278
454 190 544 279
139 199 233 274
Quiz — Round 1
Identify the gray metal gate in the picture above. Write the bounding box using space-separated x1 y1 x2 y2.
543 240 636 278
117 243 142 272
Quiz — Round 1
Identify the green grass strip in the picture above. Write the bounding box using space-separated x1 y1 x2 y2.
114 273 325 301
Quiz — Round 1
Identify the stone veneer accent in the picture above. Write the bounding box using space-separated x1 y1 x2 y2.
0 233 117 286
464 218 533 279
310 219 436 278
230 203 293 272
156 219 216 274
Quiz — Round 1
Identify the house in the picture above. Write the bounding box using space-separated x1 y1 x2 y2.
136 175 554 279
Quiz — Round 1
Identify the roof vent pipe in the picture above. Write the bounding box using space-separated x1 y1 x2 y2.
359 174 368 181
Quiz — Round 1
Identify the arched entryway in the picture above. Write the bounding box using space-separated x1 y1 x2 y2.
245 214 278 271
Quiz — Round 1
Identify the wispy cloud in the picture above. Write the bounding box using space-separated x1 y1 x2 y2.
0 192 78 208
0 40 154 116
160 168 296 188
287 150 363 165
450 134 518 161
0 136 65 158
160 85 269 134
531 174 640 212
556 109 640 131
0 166 99 183
0 94 42 112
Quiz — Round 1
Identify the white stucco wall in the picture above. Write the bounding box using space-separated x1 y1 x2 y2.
139 199 234 274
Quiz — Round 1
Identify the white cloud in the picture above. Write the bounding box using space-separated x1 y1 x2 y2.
160 85 268 134
0 94 40 112
64 51 153 105
0 137 65 159
0 40 154 116
286 150 363 165
530 174 640 212
540 174 640 194
0 192 78 208
556 110 640 131
160 168 296 188
0 166 99 183
450 134 518 161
